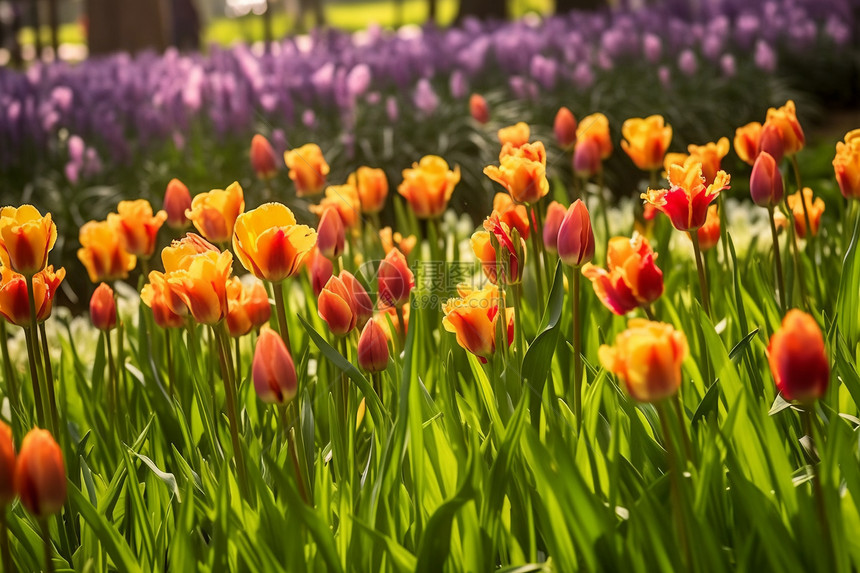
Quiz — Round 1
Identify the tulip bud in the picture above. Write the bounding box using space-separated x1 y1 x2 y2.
89 283 117 331
758 123 785 165
164 178 192 229
469 94 490 124
553 107 577 150
318 275 357 336
342 271 373 329
316 207 345 259
557 200 595 268
573 137 601 178
768 310 829 402
250 134 278 180
0 422 15 506
252 326 298 404
358 320 389 373
378 248 414 308
750 151 784 207
15 429 66 517
543 201 566 254
307 248 333 296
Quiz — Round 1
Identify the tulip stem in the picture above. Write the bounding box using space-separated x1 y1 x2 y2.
568 266 583 433
285 403 310 505
0 509 13 573
672 393 693 464
512 283 526 363
690 233 711 318
783 199 810 312
272 281 293 354
105 330 118 440
22 325 47 429
768 207 788 314
529 206 546 305
597 170 610 246
40 518 54 573
214 325 250 501
717 194 730 271
395 305 406 346
656 401 692 570
0 320 23 440
38 322 60 437
165 328 175 398
802 406 834 568
790 156 823 305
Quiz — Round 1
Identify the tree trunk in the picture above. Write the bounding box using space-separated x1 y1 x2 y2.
87 0 169 56
555 0 606 12
455 0 507 22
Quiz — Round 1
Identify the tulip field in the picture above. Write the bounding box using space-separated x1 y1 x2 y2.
3 2 860 573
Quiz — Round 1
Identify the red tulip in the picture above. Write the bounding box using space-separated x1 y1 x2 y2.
252 326 298 404
768 310 829 401
250 134 278 180
89 282 117 331
15 429 66 517
163 178 192 229
469 94 490 124
378 248 414 308
554 107 577 150
358 319 389 373
750 151 784 208
557 200 595 268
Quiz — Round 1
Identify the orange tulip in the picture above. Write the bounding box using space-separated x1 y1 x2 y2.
733 121 763 166
543 201 566 254
310 184 362 229
785 188 825 239
621 115 673 171
165 248 233 325
492 193 530 240
306 247 334 296
351 166 389 214
316 207 345 259
582 233 663 315
318 274 358 336
834 129 860 200
341 270 373 329
0 205 57 276
554 106 577 150
77 220 136 283
442 284 514 361
358 319 390 373
497 122 530 148
378 248 414 308
285 143 329 197
379 227 417 257
471 215 526 285
15 428 66 517
141 272 186 329
233 203 317 283
665 138 730 185
0 266 65 327
161 233 219 273
398 156 461 219
0 422 14 505
764 100 805 156
250 134 278 180
469 94 490 124
186 181 245 244
576 113 613 160
226 278 271 337
252 326 298 404
499 140 547 164
557 199 595 268
484 153 549 205
163 178 192 229
692 204 720 251
768 310 829 401
758 122 785 165
642 156 731 231
89 283 117 331
599 319 688 402
374 302 410 340
107 199 167 259
749 151 784 208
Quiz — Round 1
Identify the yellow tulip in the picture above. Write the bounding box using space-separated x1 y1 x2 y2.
77 220 136 283
185 181 245 244
0 205 57 276
232 203 317 283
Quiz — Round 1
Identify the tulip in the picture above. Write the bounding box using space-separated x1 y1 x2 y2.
442 284 514 361
90 283 117 331
316 207 345 259
310 184 362 229
186 181 245 244
0 266 65 327
471 216 526 285
226 278 271 337
341 271 373 329
165 249 233 325
693 205 721 251
374 302 410 340
554 107 577 150
582 233 663 315
252 326 298 404
768 310 829 401
758 123 785 165
492 193 530 240
573 137 602 178
161 233 220 273
469 94 490 124
0 205 57 276
499 140 546 164
164 178 192 229
77 220 137 283
764 100 805 156
733 121 763 166
398 156 461 219
318 274 358 336
358 319 389 373
141 272 186 329
250 134 278 180
833 129 860 200
642 156 731 231
749 151 784 208
107 199 167 259
484 154 549 205
285 143 329 197
0 422 14 505
557 200 595 268
233 203 317 283
621 115 673 171
599 319 688 402
785 188 825 239
667 138 730 185
15 428 66 517
497 122 530 148
576 113 613 160
378 248 414 308
351 167 389 214
379 227 417 256
543 201 566 254
306 247 334 296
